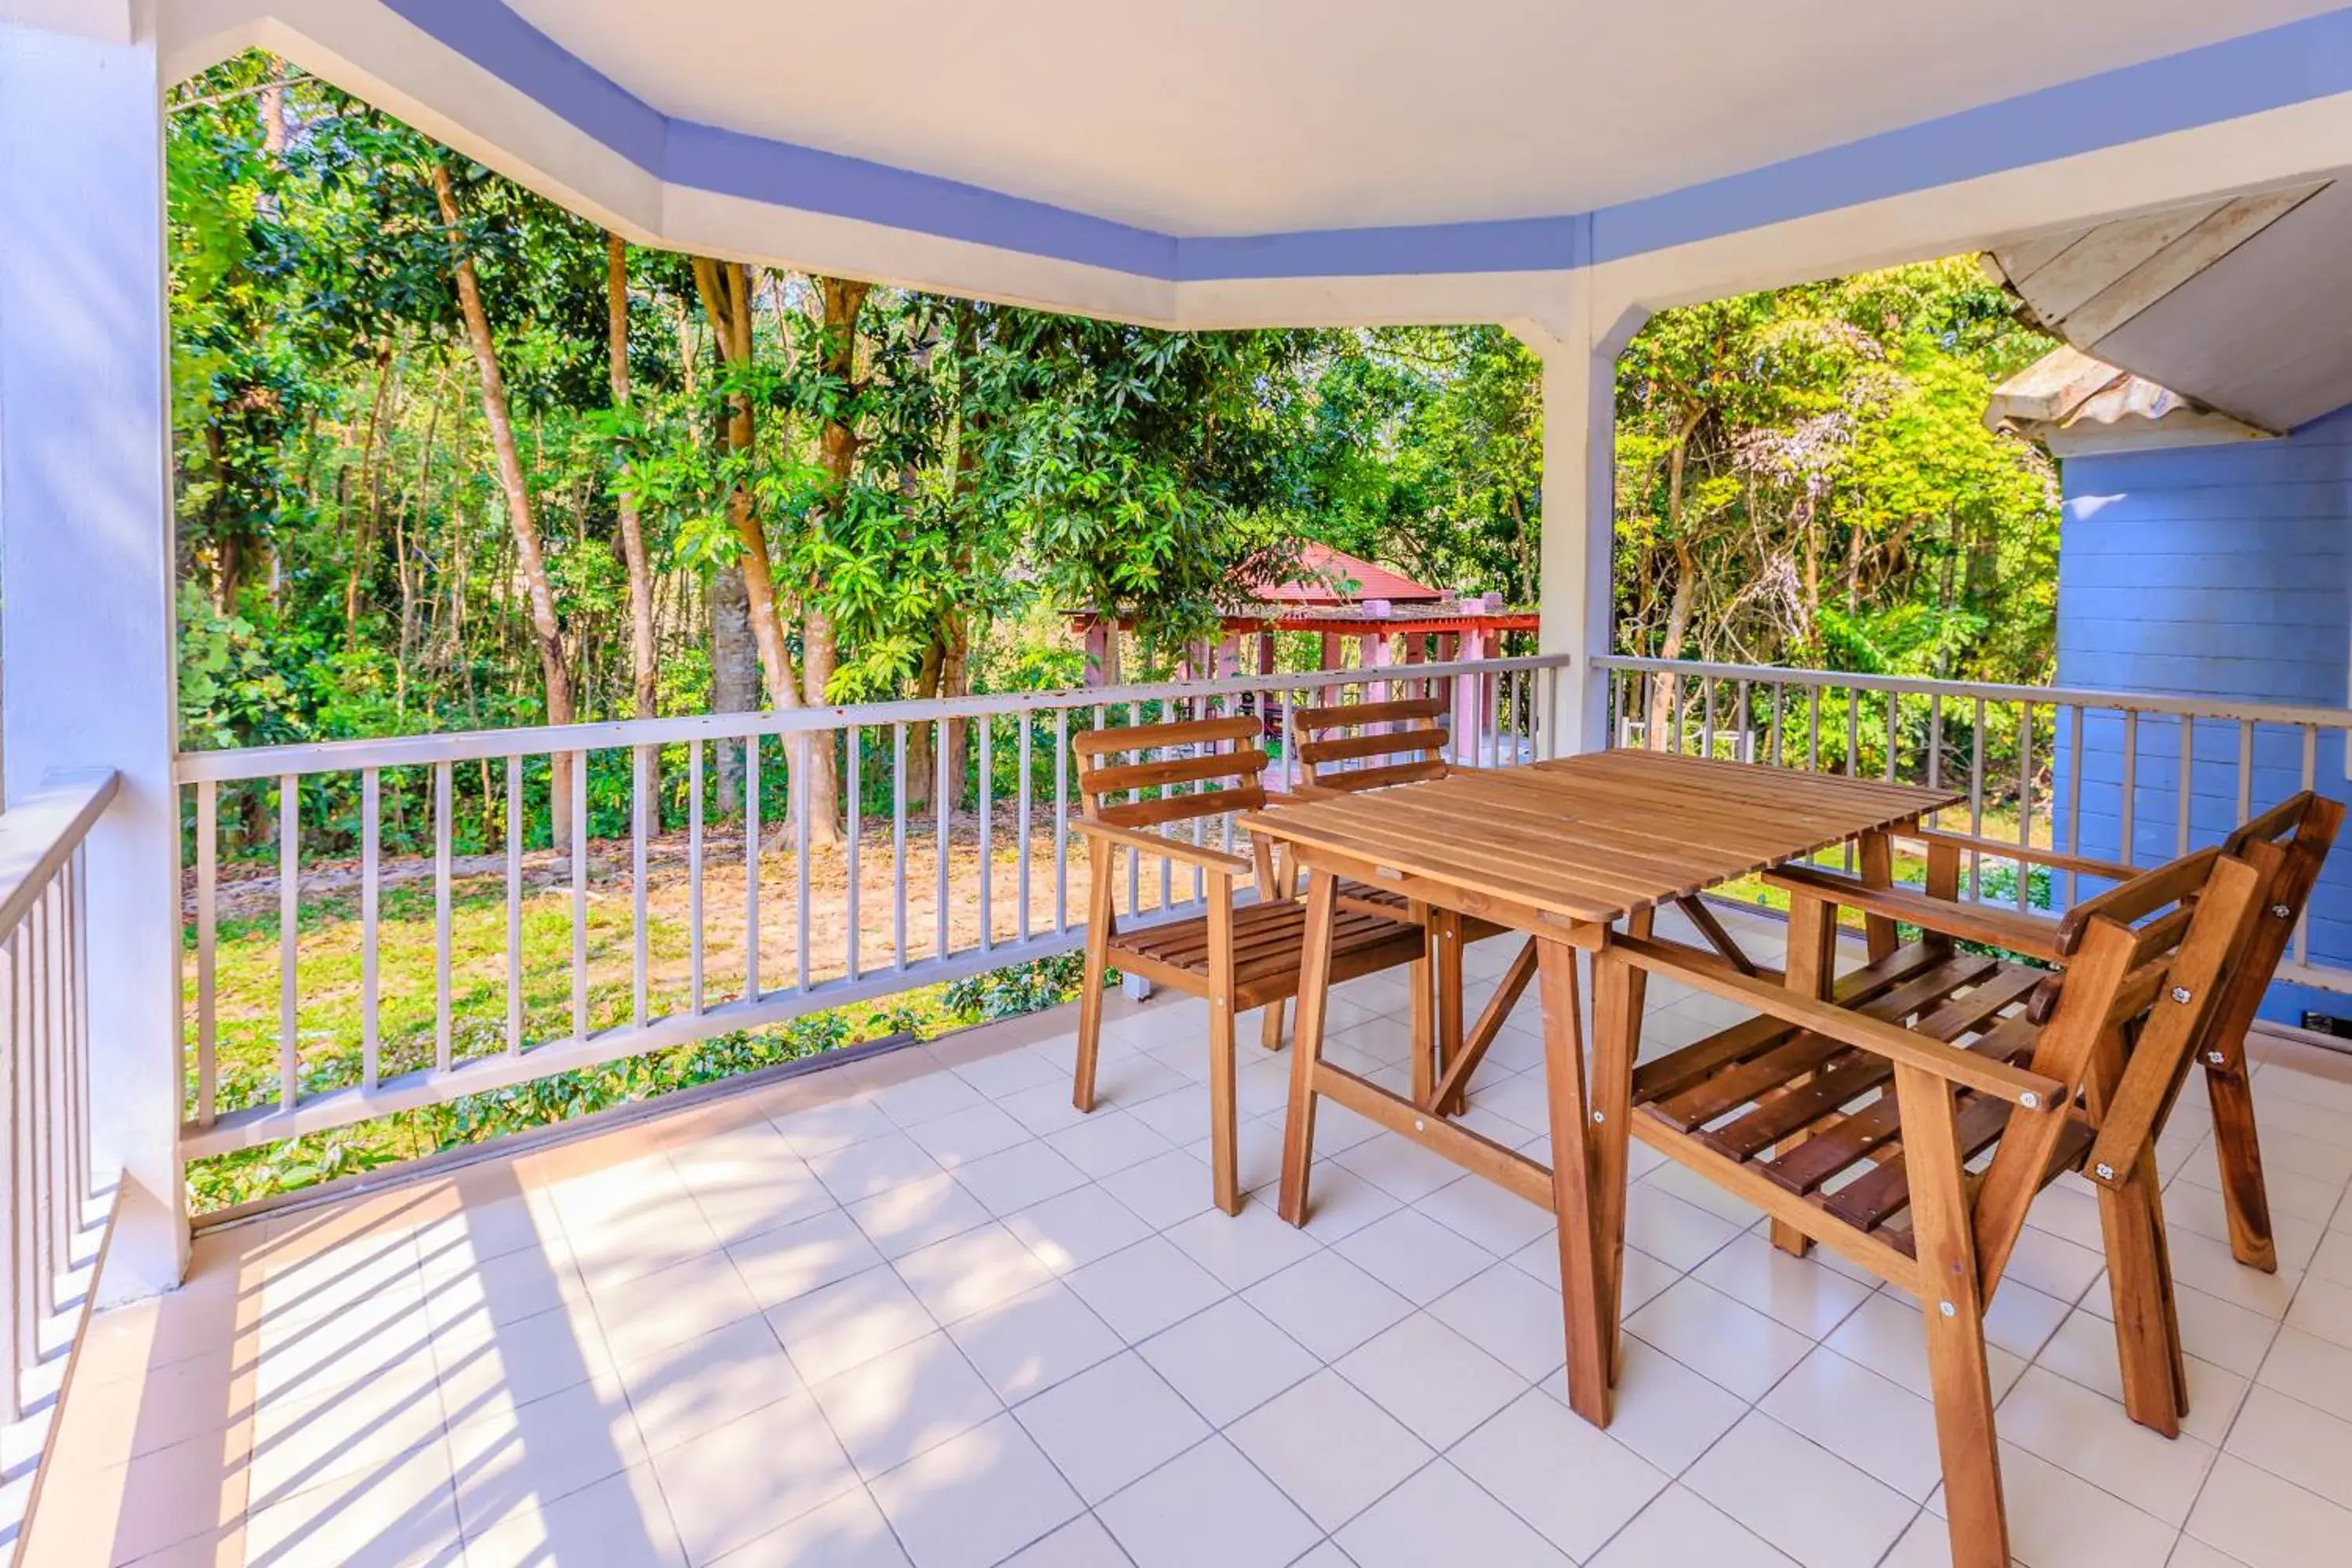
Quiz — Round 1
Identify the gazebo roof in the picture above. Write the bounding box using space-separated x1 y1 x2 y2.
1254 545 1443 606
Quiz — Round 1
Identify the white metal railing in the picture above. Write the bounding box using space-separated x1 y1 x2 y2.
176 655 1568 1156
0 771 116 1556
1597 655 2352 1000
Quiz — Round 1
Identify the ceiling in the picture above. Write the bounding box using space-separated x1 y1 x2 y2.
1988 176 2352 431
499 0 2343 238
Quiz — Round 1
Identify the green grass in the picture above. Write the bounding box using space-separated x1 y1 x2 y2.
186 869 1087 1214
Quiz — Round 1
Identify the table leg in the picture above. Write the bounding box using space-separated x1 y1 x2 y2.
1409 902 1436 1109
1436 908 1465 1096
1538 936 1613 1425
1591 947 1640 1382
1432 937 1536 1117
1278 869 1340 1227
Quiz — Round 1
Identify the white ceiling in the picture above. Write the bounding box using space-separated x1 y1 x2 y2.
503 0 2343 236
2092 180 2352 431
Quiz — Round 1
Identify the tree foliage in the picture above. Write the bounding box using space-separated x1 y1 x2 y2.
168 56 2060 841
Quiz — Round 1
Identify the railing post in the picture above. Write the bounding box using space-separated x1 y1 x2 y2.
0 20 186 1301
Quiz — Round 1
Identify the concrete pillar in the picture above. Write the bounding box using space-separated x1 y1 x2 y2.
1520 296 1639 757
0 14 187 1299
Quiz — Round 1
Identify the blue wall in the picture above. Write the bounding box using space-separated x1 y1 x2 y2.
2051 407 2352 1024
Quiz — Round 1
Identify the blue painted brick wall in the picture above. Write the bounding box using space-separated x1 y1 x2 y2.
2050 406 2352 1024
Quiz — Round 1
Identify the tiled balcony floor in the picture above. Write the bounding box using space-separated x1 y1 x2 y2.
31 907 2352 1567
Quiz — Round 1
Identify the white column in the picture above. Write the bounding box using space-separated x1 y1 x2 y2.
1519 294 1641 757
0 15 187 1300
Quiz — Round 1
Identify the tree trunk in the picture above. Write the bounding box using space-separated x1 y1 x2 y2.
708 565 758 814
433 159 575 848
608 234 661 819
800 276 871 848
343 345 395 649
691 257 800 714
906 635 945 812
1646 405 1706 745
608 235 659 727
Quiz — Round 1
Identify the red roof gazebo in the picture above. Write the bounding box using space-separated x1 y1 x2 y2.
1067 544 1537 687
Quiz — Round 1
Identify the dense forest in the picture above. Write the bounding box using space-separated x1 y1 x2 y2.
169 56 2061 1205
172 56 2057 775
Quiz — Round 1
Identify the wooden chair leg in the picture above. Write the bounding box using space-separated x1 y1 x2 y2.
1208 879 1242 1215
1258 844 1295 1054
2098 1148 2190 1435
1408 945 1436 1109
1074 844 1113 1114
1897 1063 2011 1568
1772 895 1837 1257
2205 1051 2278 1272
1278 870 1340 1227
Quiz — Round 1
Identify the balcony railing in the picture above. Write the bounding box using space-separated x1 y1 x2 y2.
176 648 2352 1192
1598 655 2352 1003
0 771 117 1554
176 655 1570 1159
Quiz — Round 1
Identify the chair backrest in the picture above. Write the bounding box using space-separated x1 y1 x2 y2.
1984 846 2267 1229
1294 695 1450 795
2203 789 2345 1054
1072 715 1269 829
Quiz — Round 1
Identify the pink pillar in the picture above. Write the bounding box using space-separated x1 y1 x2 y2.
1367 628 1396 710
1453 629 1490 765
1215 633 1243 678
1083 621 1111 688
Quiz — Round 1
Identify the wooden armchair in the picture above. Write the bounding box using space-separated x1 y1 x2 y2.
1861 789 2341 1271
1071 715 1426 1214
1271 695 1522 1113
1602 844 2267 1568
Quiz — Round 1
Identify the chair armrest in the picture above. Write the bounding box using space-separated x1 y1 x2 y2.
1611 935 2063 1109
1764 866 2068 964
1905 828 2136 885
1075 818 1253 876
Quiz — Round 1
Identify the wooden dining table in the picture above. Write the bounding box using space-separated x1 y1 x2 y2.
1240 748 1959 1426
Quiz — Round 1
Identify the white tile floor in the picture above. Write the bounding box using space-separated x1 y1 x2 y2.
31 906 2352 1567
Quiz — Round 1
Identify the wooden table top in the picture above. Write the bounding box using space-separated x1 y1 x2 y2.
1242 750 1960 933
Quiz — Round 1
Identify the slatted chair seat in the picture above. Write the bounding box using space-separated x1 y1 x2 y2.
1634 941 2077 1256
1109 898 1427 1007
1864 791 2342 1272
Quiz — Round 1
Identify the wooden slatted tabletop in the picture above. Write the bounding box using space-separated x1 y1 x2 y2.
1242 750 1958 936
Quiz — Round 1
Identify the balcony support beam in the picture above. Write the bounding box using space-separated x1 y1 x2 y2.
0 16 187 1300
1517 289 1646 757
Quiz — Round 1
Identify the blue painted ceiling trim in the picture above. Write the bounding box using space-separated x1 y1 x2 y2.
378 0 2352 284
